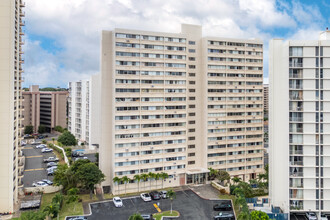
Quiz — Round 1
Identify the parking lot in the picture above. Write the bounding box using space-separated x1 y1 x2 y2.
22 144 56 187
88 189 234 220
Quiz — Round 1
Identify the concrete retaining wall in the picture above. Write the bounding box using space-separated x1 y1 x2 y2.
211 181 230 194
24 185 63 194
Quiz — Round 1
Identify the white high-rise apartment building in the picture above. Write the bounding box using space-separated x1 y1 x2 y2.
100 24 264 194
0 0 25 212
270 31 330 216
68 75 101 146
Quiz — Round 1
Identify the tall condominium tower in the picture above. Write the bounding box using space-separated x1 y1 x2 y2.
270 31 330 216
68 74 101 147
0 0 25 212
100 24 264 194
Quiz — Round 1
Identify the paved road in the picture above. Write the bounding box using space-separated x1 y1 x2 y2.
88 190 234 220
22 144 55 187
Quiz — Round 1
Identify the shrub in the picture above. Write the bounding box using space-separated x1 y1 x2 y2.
24 125 33 135
57 131 77 146
54 126 64 133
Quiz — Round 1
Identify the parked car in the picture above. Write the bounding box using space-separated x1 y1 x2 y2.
150 191 160 200
306 212 317 220
42 179 53 185
213 212 234 220
36 144 46 149
41 148 53 153
32 181 48 187
113 197 123 208
71 217 87 220
321 214 328 220
72 151 85 157
159 190 168 199
43 157 59 163
213 203 232 211
75 157 89 162
47 162 58 167
47 166 57 172
47 170 54 176
140 214 153 220
140 193 152 202
37 135 45 139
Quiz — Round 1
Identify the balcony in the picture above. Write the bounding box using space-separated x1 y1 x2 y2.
290 172 303 177
19 10 25 17
289 117 303 122
20 0 25 7
290 150 303 155
289 62 303 68
290 161 303 166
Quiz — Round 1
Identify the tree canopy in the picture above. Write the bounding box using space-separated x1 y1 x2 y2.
38 125 46 134
24 125 33 135
250 210 270 220
57 131 77 146
19 211 46 220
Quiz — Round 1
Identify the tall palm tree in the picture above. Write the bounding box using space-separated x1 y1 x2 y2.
121 176 130 195
160 172 169 189
148 172 155 190
167 189 176 214
140 173 148 191
43 203 60 220
113 176 121 194
154 173 161 189
133 174 142 192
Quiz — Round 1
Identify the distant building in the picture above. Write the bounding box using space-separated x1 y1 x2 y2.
22 85 68 132
0 0 25 212
68 75 101 146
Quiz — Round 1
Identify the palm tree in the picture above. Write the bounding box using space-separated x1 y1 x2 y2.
133 174 142 192
148 172 155 190
121 176 130 195
43 203 60 220
234 195 246 211
113 176 121 194
208 167 218 180
154 173 161 189
52 137 55 143
52 193 64 208
141 173 148 191
232 176 241 185
238 210 250 220
160 172 169 189
167 189 176 214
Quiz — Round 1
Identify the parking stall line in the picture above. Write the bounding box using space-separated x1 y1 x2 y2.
153 203 161 213
23 147 33 149
24 168 45 172
26 155 43 158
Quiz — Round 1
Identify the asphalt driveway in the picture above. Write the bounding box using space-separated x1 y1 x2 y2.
87 190 234 220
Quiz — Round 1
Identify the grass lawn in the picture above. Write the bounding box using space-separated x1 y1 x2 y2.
218 193 240 217
153 210 179 220
40 193 84 220
79 193 98 203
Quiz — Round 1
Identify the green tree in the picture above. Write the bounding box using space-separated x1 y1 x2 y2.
52 193 64 208
57 131 77 146
54 125 64 133
67 187 79 211
113 176 121 194
95 152 99 166
232 176 241 185
238 209 251 220
24 125 33 135
141 173 148 191
38 125 46 134
208 167 218 180
133 174 142 192
160 172 169 189
52 137 55 143
43 202 60 220
167 189 176 214
76 162 105 198
155 173 161 188
42 139 47 144
237 182 253 198
148 172 155 190
250 210 270 220
19 211 46 220
121 176 130 195
217 170 230 185
128 213 144 220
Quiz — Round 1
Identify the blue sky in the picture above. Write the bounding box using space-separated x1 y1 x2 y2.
23 0 330 87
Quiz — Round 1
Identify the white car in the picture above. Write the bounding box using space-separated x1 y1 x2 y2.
159 190 168 199
321 214 328 220
113 197 123 207
47 166 57 172
41 148 53 153
32 181 48 187
36 144 46 149
306 212 317 220
140 193 151 202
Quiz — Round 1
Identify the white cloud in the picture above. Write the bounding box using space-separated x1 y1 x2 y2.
23 0 327 87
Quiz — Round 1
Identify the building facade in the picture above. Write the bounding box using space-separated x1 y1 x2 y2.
22 85 68 132
269 32 330 216
263 84 269 113
0 0 25 212
100 24 264 194
68 75 101 146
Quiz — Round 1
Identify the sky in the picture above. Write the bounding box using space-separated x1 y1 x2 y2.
23 0 330 88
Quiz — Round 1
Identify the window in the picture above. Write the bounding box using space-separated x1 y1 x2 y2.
188 161 195 165
188 153 195 157
188 145 195 148
189 73 196 77
189 97 195 101
189 81 195 85
189 49 196 53
188 137 195 140
188 120 195 124
189 105 195 108
189 89 195 92
189 41 196 45
189 128 195 132
189 57 196 61
189 65 196 69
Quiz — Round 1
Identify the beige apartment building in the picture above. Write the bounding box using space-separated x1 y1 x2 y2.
263 84 269 113
0 0 25 212
22 85 68 132
100 24 264 194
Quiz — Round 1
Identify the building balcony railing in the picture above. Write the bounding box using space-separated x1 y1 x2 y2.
290 172 303 177
290 106 303 111
20 0 25 7
289 63 303 67
289 73 303 78
290 205 303 210
290 194 303 200
290 150 303 155
290 161 303 166
290 184 304 188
